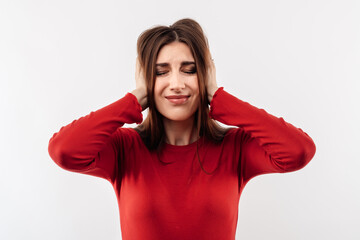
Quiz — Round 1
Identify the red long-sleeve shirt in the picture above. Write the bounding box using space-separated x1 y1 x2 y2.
48 87 316 240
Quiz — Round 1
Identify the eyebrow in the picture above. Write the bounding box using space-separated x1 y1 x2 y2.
155 61 195 67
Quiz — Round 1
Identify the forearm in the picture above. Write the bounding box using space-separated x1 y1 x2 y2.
48 93 143 170
209 87 316 171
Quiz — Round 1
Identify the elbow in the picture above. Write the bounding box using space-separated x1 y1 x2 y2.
48 136 76 171
48 137 69 170
301 133 316 166
288 137 316 172
48 137 95 172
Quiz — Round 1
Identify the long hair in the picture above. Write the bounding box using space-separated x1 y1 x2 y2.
133 18 230 154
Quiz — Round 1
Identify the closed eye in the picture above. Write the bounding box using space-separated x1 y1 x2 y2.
156 69 196 76
156 71 167 76
185 70 196 74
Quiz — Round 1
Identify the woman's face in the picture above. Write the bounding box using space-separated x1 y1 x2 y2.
154 41 200 122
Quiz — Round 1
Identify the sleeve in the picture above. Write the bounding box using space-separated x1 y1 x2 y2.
209 87 316 185
47 92 143 183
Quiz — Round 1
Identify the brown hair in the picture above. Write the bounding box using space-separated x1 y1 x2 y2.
133 18 230 154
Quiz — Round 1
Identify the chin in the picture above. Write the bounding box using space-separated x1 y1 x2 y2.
162 112 195 122
155 100 199 123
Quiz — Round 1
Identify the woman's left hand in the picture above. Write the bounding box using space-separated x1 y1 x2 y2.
206 53 219 104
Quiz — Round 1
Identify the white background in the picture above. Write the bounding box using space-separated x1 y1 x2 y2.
1 0 359 239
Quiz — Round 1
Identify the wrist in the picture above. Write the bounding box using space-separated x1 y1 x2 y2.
131 88 148 111
207 86 219 103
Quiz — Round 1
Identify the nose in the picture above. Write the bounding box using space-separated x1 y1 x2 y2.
169 72 185 91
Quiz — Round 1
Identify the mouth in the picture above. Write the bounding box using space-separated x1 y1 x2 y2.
165 95 190 104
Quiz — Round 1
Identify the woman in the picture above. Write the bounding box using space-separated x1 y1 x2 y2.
48 18 316 240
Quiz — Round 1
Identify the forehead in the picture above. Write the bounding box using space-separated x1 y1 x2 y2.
156 41 194 64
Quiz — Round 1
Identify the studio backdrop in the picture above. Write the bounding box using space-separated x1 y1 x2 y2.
0 0 359 239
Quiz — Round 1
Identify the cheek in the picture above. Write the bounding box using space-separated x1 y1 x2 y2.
193 75 199 86
153 81 164 109
154 78 165 94
192 77 200 94
191 79 200 105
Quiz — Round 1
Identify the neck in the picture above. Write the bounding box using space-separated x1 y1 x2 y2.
162 116 199 146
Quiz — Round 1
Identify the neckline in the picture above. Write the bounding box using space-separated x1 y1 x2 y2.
162 135 205 152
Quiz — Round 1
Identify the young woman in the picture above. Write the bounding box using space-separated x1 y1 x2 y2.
48 18 316 240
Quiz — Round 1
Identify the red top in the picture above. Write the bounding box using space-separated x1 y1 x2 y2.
48 87 316 240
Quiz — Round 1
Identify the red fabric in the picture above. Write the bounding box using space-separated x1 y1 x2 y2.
48 87 316 240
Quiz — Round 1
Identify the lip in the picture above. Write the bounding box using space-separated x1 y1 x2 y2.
165 95 190 99
165 95 190 104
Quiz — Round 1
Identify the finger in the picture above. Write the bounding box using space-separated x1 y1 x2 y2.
136 56 139 69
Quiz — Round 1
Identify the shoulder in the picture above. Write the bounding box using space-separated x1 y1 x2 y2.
114 127 146 149
224 127 243 139
221 127 249 146
204 127 241 147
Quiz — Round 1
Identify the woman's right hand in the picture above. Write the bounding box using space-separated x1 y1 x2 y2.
131 56 148 111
